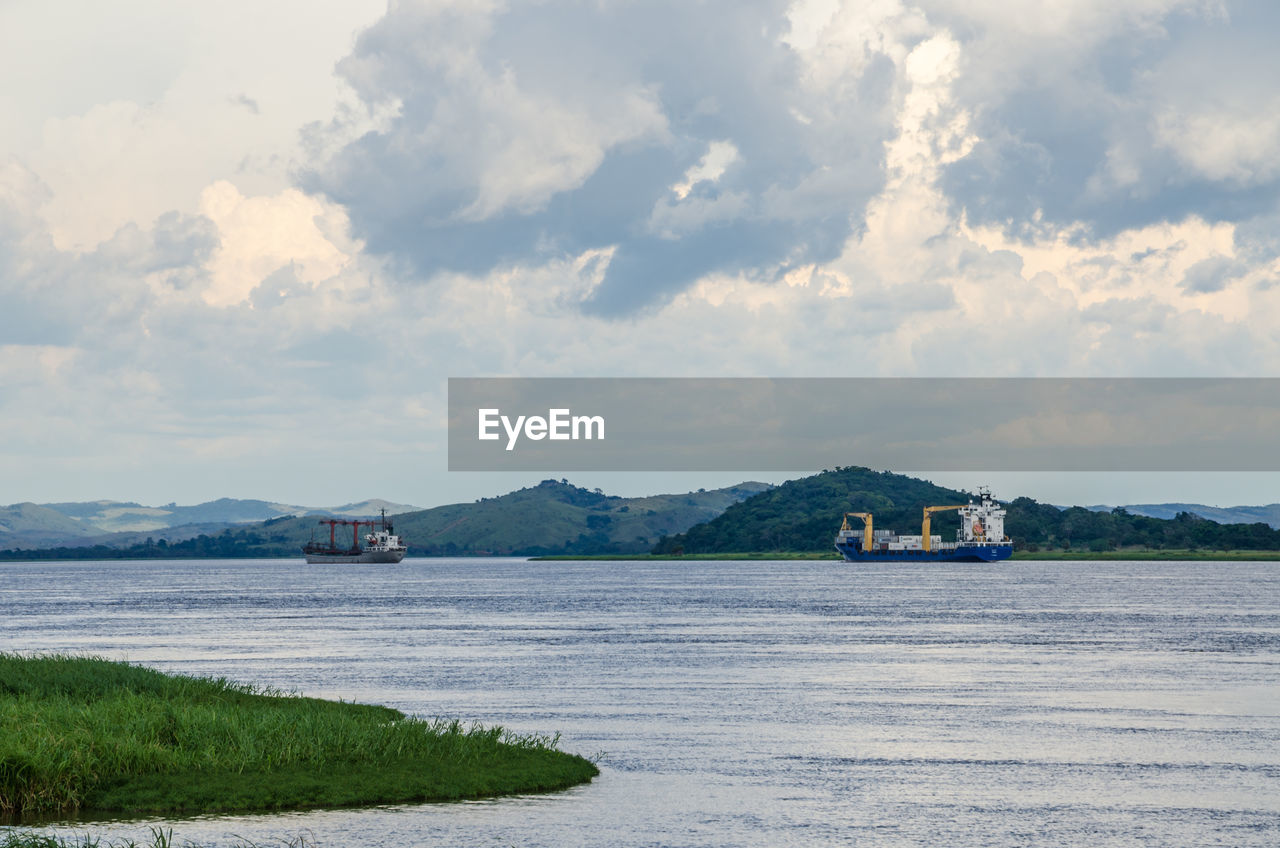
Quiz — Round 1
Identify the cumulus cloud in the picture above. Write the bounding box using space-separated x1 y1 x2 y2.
1180 255 1248 293
2 0 387 251
298 0 1280 319
301 0 902 314
197 181 353 306
937 0 1280 237
5 0 1280 505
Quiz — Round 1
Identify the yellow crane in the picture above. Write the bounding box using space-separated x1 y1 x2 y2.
841 512 873 551
922 505 967 551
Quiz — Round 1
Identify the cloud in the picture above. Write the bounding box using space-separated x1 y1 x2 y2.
197 181 352 306
5 0 1280 506
1146 11 1280 187
2 0 387 252
1180 255 1248 293
231 94 261 115
301 0 906 314
935 0 1280 237
300 0 1280 316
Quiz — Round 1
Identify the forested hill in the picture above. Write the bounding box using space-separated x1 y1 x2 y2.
653 468 972 554
652 467 1280 554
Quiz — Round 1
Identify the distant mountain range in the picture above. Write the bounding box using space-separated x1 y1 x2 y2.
0 498 421 549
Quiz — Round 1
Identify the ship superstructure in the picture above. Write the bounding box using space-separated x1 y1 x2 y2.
835 488 1013 562
303 508 408 564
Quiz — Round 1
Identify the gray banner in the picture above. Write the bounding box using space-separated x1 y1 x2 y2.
447 378 1280 471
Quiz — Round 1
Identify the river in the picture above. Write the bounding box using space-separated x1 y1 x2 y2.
2 558 1278 846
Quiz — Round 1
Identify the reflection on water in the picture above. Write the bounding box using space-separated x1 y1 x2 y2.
2 558 1278 846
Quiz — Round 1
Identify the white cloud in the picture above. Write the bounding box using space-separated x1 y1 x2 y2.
197 181 354 307
303 0 902 312
314 0 671 225
3 0 386 250
1152 99 1280 186
463 82 669 222
916 0 1222 93
670 141 741 200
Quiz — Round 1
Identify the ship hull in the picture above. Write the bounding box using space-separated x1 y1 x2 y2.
835 542 1012 563
303 549 406 564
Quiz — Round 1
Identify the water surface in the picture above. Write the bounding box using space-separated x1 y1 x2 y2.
2 558 1278 846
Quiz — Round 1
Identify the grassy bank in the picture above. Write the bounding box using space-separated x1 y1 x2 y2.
533 550 1280 561
1 829 308 848
0 655 597 819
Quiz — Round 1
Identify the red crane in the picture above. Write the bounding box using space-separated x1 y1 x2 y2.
316 518 378 550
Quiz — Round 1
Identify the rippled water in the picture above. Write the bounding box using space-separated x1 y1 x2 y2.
2 558 1279 847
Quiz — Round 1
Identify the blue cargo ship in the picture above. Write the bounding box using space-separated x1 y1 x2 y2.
834 488 1013 562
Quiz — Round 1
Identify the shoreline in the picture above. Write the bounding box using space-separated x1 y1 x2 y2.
0 655 597 819
532 550 1280 561
6 550 1280 564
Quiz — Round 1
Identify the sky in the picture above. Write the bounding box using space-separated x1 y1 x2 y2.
3 0 1280 510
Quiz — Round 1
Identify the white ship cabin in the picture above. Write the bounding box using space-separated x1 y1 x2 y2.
958 489 1008 543
365 527 406 552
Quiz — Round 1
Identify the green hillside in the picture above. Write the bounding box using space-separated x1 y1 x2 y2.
0 503 96 547
653 467 970 554
394 479 762 558
306 479 770 556
1 480 769 560
653 467 1280 555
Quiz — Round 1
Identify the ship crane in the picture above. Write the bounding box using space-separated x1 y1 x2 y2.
315 518 378 550
921 505 967 552
841 512 874 551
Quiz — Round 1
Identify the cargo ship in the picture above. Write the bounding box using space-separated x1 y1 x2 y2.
303 509 407 563
835 487 1013 562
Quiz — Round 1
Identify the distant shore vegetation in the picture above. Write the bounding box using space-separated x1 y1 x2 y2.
534 549 1280 561
0 655 597 819
5 470 1280 562
652 467 1280 556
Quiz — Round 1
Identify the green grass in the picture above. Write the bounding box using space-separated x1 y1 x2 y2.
0 655 597 819
1 827 312 848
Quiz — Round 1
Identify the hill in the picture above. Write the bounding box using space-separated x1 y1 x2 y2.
0 503 99 548
653 467 1280 555
397 480 770 555
1080 502 1280 529
38 497 423 533
253 480 771 557
0 498 424 548
653 468 972 554
0 481 770 559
